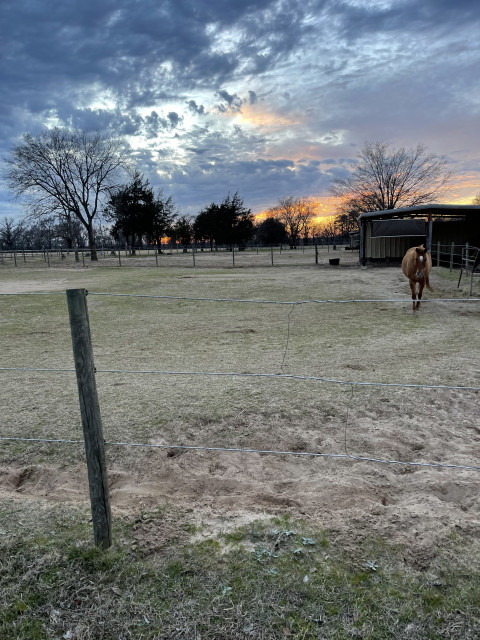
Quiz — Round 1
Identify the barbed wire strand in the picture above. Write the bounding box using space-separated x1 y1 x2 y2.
88 292 480 304
0 366 479 391
1 436 479 472
0 292 65 296
1 291 479 304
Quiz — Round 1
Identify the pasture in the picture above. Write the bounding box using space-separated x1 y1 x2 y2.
1 256 480 637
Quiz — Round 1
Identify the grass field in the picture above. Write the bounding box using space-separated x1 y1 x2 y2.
1 259 479 638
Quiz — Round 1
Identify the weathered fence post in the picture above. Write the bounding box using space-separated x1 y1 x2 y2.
155 247 158 267
66 288 112 549
450 242 454 272
437 241 440 267
315 242 318 265
232 246 235 267
271 245 274 266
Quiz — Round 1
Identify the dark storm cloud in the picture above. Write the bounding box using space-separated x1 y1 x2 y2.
187 101 206 116
323 0 480 41
1 0 479 217
216 90 244 113
0 0 311 128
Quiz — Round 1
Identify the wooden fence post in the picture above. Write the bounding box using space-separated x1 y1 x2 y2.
315 242 318 265
450 242 454 272
437 241 440 267
66 288 112 549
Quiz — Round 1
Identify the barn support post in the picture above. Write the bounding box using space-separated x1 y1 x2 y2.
359 223 365 266
66 288 112 549
426 214 433 252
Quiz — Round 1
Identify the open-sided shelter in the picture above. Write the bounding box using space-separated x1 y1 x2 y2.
358 204 480 264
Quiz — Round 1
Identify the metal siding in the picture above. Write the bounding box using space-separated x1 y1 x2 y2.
365 224 424 258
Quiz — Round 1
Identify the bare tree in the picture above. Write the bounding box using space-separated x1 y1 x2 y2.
0 217 24 250
330 142 452 216
473 193 480 206
5 128 129 260
269 196 316 247
320 220 336 244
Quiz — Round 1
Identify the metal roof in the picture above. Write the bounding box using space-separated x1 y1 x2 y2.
359 204 480 221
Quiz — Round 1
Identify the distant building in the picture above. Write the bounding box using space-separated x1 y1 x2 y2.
358 204 480 264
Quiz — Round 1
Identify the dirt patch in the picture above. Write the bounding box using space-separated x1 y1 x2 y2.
0 262 479 551
0 278 70 293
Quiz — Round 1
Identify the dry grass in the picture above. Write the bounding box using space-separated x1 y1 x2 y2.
1 500 480 639
1 260 480 638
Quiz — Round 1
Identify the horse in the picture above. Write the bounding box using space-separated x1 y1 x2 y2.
401 244 433 310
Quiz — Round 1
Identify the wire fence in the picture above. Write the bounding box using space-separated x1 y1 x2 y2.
0 243 359 270
1 436 480 472
1 290 480 474
2 242 478 272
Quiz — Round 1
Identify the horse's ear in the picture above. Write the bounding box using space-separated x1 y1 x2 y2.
415 247 421 253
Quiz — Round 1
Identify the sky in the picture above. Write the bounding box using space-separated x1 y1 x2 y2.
1 0 479 222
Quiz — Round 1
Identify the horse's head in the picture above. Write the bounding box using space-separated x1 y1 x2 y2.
414 245 428 279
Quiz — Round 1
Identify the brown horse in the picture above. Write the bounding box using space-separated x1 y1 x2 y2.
401 244 433 310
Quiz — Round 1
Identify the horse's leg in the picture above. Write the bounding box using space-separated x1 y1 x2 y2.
409 280 417 310
417 280 425 309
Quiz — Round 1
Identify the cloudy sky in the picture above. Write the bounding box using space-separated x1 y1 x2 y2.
1 0 479 221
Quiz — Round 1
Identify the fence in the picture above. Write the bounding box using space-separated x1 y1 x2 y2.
1 288 480 547
0 243 359 269
3 242 479 272
433 242 479 271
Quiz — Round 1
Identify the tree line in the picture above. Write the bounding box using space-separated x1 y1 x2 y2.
0 190 341 254
2 128 456 257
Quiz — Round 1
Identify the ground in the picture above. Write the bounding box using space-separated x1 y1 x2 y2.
0 249 479 564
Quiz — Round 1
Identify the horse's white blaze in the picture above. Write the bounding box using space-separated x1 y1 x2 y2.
419 256 424 262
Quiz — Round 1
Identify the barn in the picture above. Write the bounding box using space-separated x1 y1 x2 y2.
358 204 480 264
